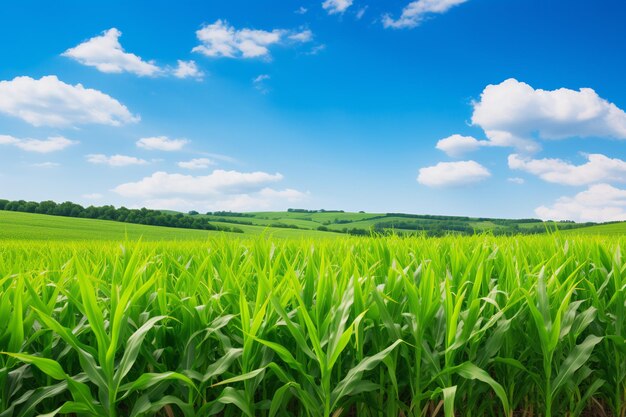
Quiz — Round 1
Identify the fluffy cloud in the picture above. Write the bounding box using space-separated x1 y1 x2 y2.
63 28 161 76
136 136 188 151
0 75 139 127
177 158 215 170
417 160 490 187
114 169 307 212
436 134 486 157
322 0 353 15
0 135 77 153
536 184 626 222
508 153 626 186
86 154 148 167
192 20 311 59
173 60 204 79
471 79 626 152
113 170 284 198
143 188 308 212
383 0 468 29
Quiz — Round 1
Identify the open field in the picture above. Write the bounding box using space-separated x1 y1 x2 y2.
565 222 626 235
0 200 610 238
0 211 332 241
1 235 625 417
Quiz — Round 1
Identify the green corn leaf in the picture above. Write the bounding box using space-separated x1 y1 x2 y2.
551 334 603 397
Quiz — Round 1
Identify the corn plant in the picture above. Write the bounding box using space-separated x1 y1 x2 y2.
0 235 623 416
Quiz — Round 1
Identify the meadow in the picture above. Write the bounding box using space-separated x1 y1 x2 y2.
1 234 625 417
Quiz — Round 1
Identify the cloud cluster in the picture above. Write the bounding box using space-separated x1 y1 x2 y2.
172 60 205 80
508 153 626 186
536 184 626 223
437 79 626 157
63 28 161 76
144 187 308 212
472 79 626 152
136 136 189 151
63 29 205 80
0 135 77 153
112 169 307 212
417 160 490 187
86 154 148 167
427 78 626 221
383 0 469 29
113 170 284 198
322 0 354 15
192 20 311 59
0 76 139 127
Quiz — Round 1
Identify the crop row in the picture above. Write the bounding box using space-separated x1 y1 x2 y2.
0 236 625 416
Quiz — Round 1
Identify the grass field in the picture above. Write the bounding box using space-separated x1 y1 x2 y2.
1 234 625 417
565 221 626 235
0 211 332 240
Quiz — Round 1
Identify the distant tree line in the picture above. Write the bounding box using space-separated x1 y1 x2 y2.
0 199 244 233
206 211 255 217
287 208 345 213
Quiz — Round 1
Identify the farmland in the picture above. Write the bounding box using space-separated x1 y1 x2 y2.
1 234 625 416
0 211 332 241
0 198 602 239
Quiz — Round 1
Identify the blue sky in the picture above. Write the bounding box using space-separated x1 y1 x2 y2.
1 0 626 221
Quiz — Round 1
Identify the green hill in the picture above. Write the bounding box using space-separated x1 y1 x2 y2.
564 221 626 235
1 204 615 241
0 211 331 241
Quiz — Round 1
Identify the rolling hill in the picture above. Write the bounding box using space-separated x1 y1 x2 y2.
0 211 331 241
1 206 618 241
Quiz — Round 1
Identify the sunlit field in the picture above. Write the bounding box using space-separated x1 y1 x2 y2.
1 235 625 417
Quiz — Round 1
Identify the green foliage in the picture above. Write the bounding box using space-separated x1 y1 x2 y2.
0 235 624 416
0 199 242 233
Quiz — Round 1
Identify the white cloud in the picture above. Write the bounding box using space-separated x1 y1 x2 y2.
507 177 525 185
0 75 139 127
143 187 308 212
86 154 148 167
383 0 468 29
508 153 626 186
192 20 311 59
289 29 313 43
436 134 486 157
173 60 204 79
113 170 284 198
63 28 161 76
0 135 77 153
323 0 354 15
356 7 368 19
0 135 19 146
536 183 626 223
178 158 215 170
295 6 308 14
417 160 490 187
136 136 189 151
471 78 626 153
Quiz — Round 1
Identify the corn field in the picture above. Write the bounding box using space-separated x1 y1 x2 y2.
1 235 625 417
